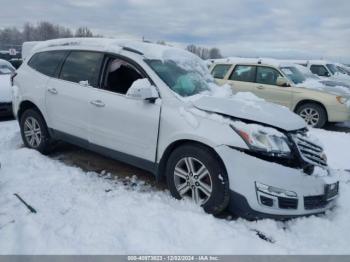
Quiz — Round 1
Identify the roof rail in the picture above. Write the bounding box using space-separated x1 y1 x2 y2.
122 46 144 56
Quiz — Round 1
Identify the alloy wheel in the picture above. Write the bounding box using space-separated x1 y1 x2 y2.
173 157 213 205
23 116 42 148
299 108 320 127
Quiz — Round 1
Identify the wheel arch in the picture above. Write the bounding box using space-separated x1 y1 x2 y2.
156 139 227 182
293 99 328 121
17 100 46 123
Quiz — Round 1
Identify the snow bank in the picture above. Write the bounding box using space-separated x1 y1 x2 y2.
0 121 350 254
0 121 275 255
310 128 350 170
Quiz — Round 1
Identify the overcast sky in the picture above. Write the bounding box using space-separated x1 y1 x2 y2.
1 0 349 62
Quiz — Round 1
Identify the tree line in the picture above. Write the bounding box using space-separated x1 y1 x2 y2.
0 22 223 60
0 22 98 50
156 41 223 60
186 44 222 59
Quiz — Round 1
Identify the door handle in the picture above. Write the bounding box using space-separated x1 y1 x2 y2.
48 88 58 94
90 100 105 108
257 85 265 90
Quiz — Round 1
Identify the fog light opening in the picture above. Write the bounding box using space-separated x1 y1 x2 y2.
256 182 297 198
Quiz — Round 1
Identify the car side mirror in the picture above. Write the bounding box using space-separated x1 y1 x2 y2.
276 76 290 87
324 71 331 77
126 78 159 102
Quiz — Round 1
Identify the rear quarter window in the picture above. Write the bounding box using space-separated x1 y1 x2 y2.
28 51 68 77
211 64 231 79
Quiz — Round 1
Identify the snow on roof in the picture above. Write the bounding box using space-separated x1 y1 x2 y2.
212 57 295 68
279 59 337 66
279 59 309 65
307 60 332 65
31 37 191 60
212 57 259 64
213 57 345 68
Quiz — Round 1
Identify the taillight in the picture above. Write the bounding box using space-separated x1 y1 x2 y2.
11 72 17 86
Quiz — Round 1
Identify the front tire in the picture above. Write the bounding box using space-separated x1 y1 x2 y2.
296 103 327 128
20 109 52 154
166 144 230 215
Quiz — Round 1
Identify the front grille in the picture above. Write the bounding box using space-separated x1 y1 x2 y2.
278 197 298 209
292 134 327 167
304 195 327 210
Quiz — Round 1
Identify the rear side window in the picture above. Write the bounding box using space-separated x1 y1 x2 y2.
211 64 231 79
256 66 282 86
229 65 256 82
59 51 104 88
28 51 68 77
310 65 329 77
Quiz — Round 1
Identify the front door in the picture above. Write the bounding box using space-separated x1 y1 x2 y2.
88 56 161 163
253 66 292 109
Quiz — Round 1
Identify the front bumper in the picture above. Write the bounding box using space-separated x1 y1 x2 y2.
215 145 339 220
0 102 13 117
327 105 350 122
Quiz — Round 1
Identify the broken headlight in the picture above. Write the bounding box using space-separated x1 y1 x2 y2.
231 123 291 157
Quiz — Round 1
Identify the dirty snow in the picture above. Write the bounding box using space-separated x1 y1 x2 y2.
0 120 350 254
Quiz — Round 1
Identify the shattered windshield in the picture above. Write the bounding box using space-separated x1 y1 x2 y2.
146 59 211 97
280 66 306 85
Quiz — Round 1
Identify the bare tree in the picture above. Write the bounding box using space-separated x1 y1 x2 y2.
209 48 222 59
0 22 97 51
75 27 94 37
186 44 221 59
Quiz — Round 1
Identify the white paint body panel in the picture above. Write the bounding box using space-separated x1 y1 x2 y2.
12 38 339 217
88 87 161 161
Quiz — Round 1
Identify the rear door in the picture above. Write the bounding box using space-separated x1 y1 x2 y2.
227 64 257 93
45 51 104 140
24 51 68 117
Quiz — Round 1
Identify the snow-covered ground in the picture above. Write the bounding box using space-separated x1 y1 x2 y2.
0 120 350 254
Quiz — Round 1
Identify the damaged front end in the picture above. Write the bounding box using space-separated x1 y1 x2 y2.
215 120 339 220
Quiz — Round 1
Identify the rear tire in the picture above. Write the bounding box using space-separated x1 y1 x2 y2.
165 144 230 215
20 109 52 154
296 103 327 128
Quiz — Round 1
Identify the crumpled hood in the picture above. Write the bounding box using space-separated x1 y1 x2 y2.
192 96 306 131
0 75 12 102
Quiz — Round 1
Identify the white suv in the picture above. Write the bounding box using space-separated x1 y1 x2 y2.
12 38 339 219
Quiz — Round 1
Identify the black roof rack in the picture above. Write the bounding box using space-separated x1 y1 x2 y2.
122 46 144 56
